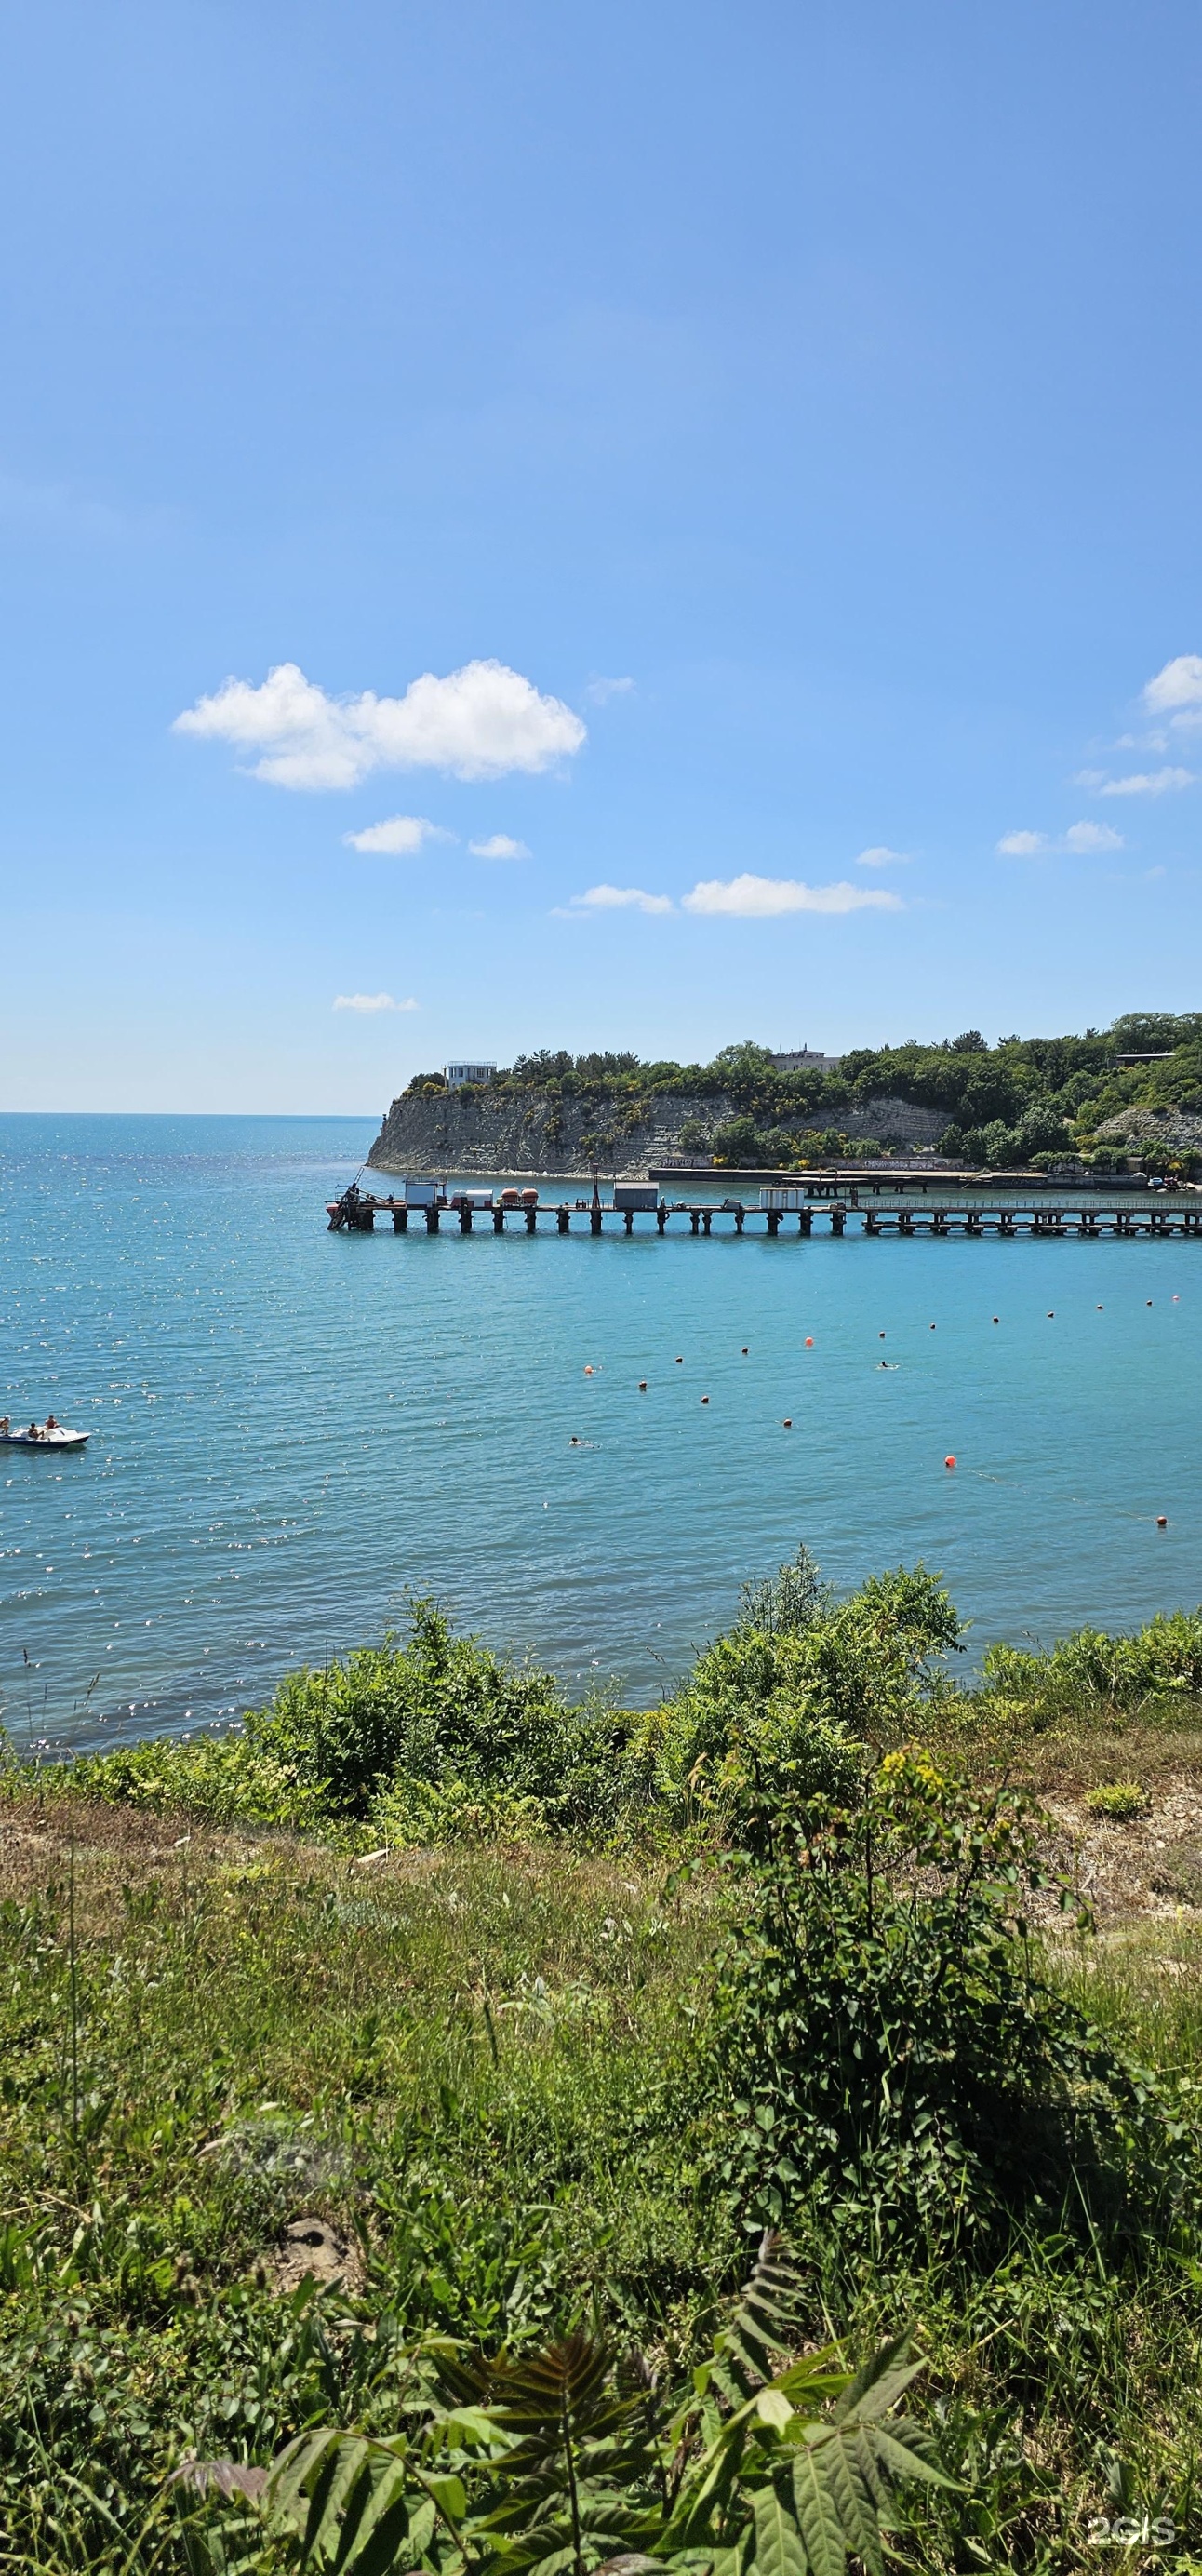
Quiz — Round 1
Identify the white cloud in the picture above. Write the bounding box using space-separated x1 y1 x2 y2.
566 883 674 915
855 844 910 868
343 814 452 854
1064 820 1123 852
1073 770 1109 790
583 675 635 704
333 992 418 1013
175 658 587 789
682 874 902 917
1102 766 1194 798
998 822 1123 856
1143 654 1202 723
469 833 530 860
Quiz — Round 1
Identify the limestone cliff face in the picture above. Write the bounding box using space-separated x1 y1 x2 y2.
367 1088 946 1177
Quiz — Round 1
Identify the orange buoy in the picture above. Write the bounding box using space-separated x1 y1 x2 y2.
583 1365 594 1375
804 1335 813 1348
782 1417 793 1429
944 1454 956 1469
1157 1514 1168 1527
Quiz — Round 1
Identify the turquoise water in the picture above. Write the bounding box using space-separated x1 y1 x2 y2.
2 1113 1199 1755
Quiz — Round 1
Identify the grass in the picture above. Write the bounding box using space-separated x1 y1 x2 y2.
6 1565 1202 2569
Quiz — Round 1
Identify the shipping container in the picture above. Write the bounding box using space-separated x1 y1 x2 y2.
613 1184 660 1212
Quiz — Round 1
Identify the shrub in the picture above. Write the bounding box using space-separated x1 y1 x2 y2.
1085 1780 1150 1823
655 1553 963 1830
979 1610 1202 1731
63 1604 658 1844
710 1751 1195 2256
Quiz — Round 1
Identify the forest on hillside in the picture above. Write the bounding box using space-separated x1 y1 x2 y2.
404 1012 1202 1172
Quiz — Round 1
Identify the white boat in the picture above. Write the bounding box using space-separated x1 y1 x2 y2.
0 1424 90 1450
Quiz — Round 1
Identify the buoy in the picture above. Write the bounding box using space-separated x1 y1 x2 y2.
701 1395 710 1404
944 1455 956 1469
741 1346 749 1354
675 1356 683 1364
1048 1312 1054 1319
782 1417 793 1429
583 1365 594 1375
1097 1304 1103 1310
1173 1295 1180 1301
638 1380 647 1391
929 1323 936 1331
878 1331 886 1339
1157 1514 1168 1527
992 1316 999 1324
1147 1300 1153 1308
805 1335 813 1348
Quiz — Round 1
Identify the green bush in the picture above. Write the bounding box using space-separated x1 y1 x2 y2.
711 1751 1195 2255
1084 1780 1150 1822
980 1610 1202 1730
63 1604 657 1844
654 1554 963 1829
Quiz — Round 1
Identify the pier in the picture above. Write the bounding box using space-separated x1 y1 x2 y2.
327 1182 1202 1241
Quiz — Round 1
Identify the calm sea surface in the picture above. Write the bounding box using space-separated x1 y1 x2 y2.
2 1113 1199 1755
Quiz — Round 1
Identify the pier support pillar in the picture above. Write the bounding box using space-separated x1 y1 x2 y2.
689 1210 701 1234
767 1208 781 1237
460 1204 473 1232
557 1205 570 1234
798 1208 812 1236
425 1204 439 1233
392 1205 408 1232
656 1203 667 1232
864 1213 880 1235
899 1213 915 1236
701 1209 713 1235
590 1208 602 1235
830 1205 846 1236
623 1208 634 1234
965 1214 982 1236
493 1206 505 1232
526 1207 538 1234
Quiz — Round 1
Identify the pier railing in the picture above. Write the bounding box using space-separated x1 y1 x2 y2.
327 1187 1202 1241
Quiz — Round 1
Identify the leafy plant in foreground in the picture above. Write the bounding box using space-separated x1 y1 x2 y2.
179 2234 951 2575
711 1751 1197 2255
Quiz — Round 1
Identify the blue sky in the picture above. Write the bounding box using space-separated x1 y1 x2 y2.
2 0 1201 1111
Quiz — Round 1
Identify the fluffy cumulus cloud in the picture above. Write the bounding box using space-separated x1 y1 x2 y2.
566 883 674 915
997 822 1123 857
175 659 586 789
1101 767 1194 798
469 834 530 859
854 844 910 868
682 874 902 917
343 815 452 854
333 992 418 1013
1064 820 1123 852
1143 655 1202 725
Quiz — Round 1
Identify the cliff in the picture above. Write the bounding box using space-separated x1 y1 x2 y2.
366 1088 946 1177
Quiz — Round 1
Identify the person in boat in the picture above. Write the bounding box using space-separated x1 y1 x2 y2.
45 1415 58 1429
26 1422 41 1441
0 1418 8 1435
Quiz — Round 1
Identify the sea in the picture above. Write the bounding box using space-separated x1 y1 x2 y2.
2 1113 1199 1757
